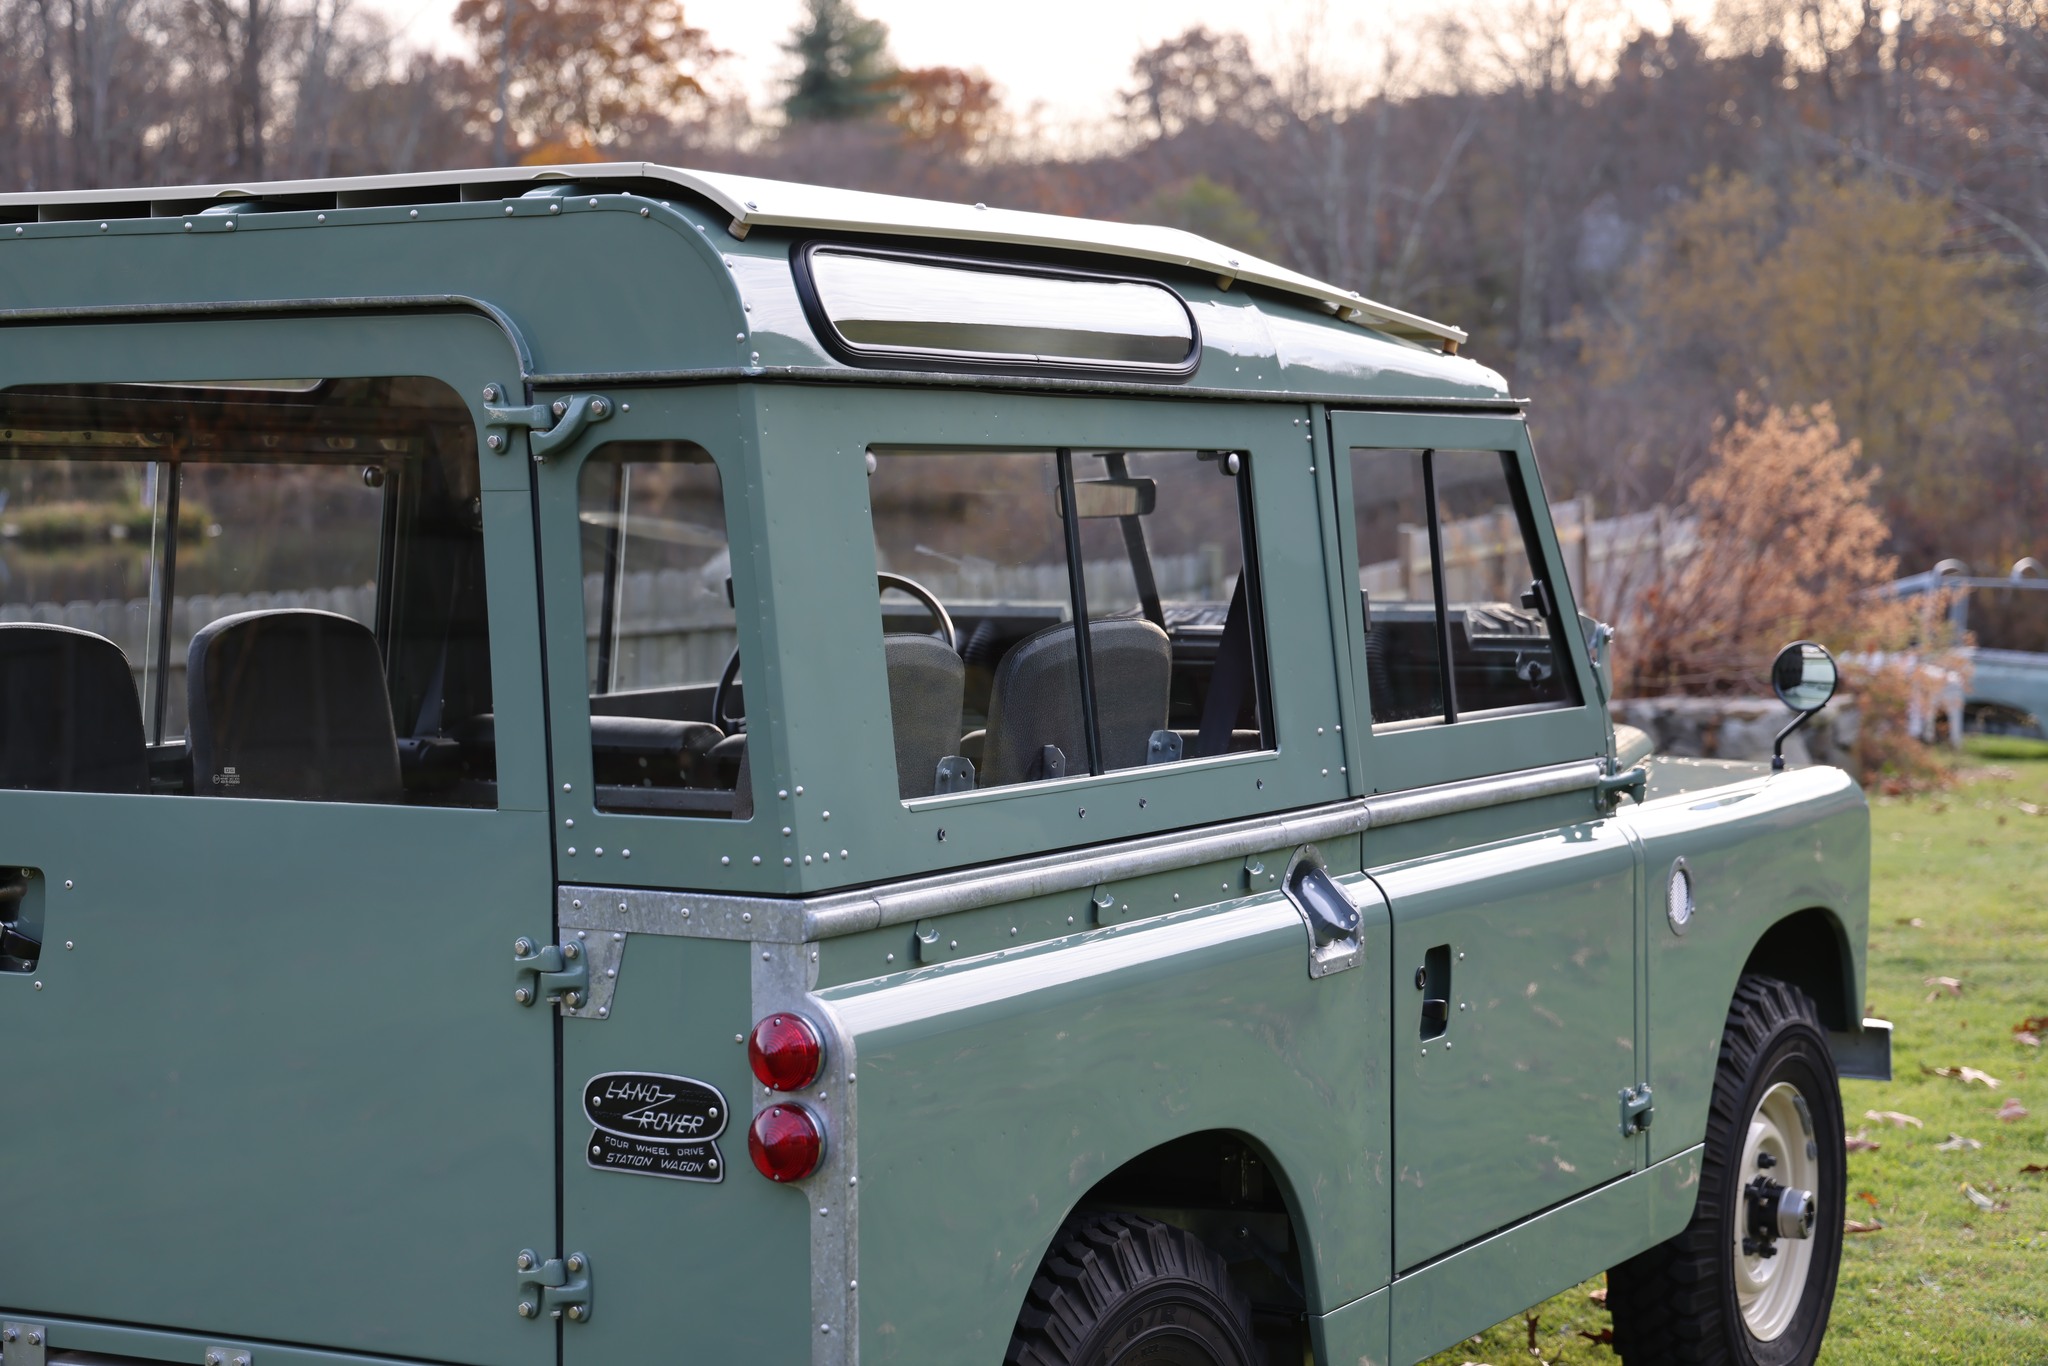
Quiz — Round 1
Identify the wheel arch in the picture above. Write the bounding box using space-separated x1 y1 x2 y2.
1739 905 1856 1031
1046 1127 1320 1360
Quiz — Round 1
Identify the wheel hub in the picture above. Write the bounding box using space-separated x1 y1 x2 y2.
1733 1081 1822 1341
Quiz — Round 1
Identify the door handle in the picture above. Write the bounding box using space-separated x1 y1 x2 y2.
0 872 40 972
1416 944 1452 1040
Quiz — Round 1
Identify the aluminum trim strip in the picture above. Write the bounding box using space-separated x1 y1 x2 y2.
560 759 1605 943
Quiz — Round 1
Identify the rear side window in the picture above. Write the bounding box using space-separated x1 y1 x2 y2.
0 378 497 805
1348 447 1578 725
867 447 1270 800
577 441 750 818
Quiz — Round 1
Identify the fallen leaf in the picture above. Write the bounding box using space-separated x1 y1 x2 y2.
2017 800 2041 815
1586 1287 1607 1306
1867 1109 1924 1128
1844 1218 1885 1234
1579 1329 1615 1345
1961 1183 2008 1212
1997 1098 2029 1122
1924 976 1964 996
1856 1190 1881 1212
1924 1064 2002 1088
2021 1164 2048 1175
1845 1130 1881 1152
2018 1032 2043 1049
1936 1133 1984 1152
1897 916 1925 927
2015 1014 2048 1037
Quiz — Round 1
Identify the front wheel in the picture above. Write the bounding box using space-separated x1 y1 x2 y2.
1608 975 1846 1365
1006 1213 1259 1366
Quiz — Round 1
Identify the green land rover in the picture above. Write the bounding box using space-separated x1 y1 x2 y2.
0 165 1884 1366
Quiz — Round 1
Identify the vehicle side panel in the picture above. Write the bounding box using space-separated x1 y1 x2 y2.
822 886 1392 1365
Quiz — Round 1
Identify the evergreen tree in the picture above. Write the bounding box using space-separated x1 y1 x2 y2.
781 0 895 123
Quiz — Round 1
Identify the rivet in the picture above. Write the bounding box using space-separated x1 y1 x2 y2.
594 847 603 856
763 951 771 961
561 780 570 791
565 818 575 828
100 221 108 231
782 826 792 836
779 789 789 799
317 212 327 223
784 857 794 866
1317 726 1325 735
566 847 576 855
65 940 74 949
1010 926 1018 936
622 848 631 858
14 226 23 234
795 785 804 795
804 855 812 864
588 197 599 207
721 855 732 865
1322 768 1329 776
736 333 746 342
409 209 419 219
822 811 830 820
736 1033 745 1042
822 852 831 861
64 879 73 889
224 218 235 229
183 221 193 230
886 952 895 962
571 900 582 911
549 203 560 214
840 849 848 858
639 207 650 217
33 981 42 990
949 939 958 950
752 855 762 865
505 204 516 215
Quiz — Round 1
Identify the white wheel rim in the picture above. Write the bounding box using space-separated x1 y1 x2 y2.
1733 1081 1820 1341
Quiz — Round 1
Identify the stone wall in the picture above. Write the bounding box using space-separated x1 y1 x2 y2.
1610 695 1858 769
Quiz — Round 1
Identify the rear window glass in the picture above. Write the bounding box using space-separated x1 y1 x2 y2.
0 378 497 805
867 446 1270 801
802 248 1197 371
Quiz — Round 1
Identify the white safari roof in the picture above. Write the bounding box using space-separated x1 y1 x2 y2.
0 162 1468 351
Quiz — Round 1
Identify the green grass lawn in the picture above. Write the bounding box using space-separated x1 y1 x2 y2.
1419 741 2048 1365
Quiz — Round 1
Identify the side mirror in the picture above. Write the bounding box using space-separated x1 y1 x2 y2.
1769 640 1838 771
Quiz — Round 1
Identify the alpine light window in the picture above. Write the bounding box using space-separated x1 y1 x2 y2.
801 247 1199 375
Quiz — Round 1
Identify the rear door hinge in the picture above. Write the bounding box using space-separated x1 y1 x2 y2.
483 390 613 460
513 936 589 1010
2 1322 47 1366
516 1249 593 1323
1620 1084 1655 1136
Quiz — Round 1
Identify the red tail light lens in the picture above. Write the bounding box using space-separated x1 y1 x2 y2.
748 1103 825 1182
749 1013 824 1091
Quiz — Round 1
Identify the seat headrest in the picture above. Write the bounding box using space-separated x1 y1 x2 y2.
884 634 965 799
0 623 148 794
187 609 402 802
983 618 1171 786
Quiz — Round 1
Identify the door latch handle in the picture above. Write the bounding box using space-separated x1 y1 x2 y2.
515 1249 593 1323
1421 997 1449 1028
513 938 589 1009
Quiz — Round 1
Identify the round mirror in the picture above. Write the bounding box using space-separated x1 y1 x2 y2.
1771 641 1839 713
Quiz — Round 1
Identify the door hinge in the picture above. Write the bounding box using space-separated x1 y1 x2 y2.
513 936 590 1009
2 1322 47 1366
516 1249 593 1323
483 391 612 460
1596 763 1648 810
1620 1084 1655 1136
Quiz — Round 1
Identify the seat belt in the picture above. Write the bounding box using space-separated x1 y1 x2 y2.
1196 577 1254 758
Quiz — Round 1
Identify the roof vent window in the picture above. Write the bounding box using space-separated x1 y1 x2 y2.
798 246 1198 376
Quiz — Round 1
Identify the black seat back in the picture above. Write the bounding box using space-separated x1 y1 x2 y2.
983 618 1171 785
0 623 148 794
187 609 402 802
884 634 965 798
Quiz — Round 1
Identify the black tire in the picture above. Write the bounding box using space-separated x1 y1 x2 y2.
1006 1213 1259 1366
1608 975 1846 1366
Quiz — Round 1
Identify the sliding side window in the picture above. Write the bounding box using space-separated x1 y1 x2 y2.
578 441 750 817
0 377 497 804
867 447 1270 800
1349 446 1577 726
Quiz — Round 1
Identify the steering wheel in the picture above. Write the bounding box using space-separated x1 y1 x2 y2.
711 573 955 733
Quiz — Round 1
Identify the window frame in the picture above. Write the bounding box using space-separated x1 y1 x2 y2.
1330 411 1607 793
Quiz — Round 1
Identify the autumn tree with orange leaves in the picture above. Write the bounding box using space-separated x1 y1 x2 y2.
454 0 722 164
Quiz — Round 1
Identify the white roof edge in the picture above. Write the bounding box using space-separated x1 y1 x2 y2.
0 161 1468 349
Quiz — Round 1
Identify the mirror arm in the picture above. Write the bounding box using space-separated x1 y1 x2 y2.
1771 709 1815 772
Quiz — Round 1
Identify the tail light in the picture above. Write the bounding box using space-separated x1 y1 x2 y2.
749 1103 825 1182
749 1012 824 1091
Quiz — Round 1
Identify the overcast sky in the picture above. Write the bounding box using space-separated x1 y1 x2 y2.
384 0 1699 129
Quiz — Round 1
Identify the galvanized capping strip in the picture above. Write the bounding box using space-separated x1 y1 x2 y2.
560 759 1605 943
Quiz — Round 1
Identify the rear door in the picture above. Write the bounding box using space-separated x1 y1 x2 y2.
1328 412 1642 1272
0 315 558 1364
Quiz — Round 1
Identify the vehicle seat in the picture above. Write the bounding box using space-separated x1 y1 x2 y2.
0 623 148 794
982 618 1171 785
885 634 965 798
187 609 402 802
